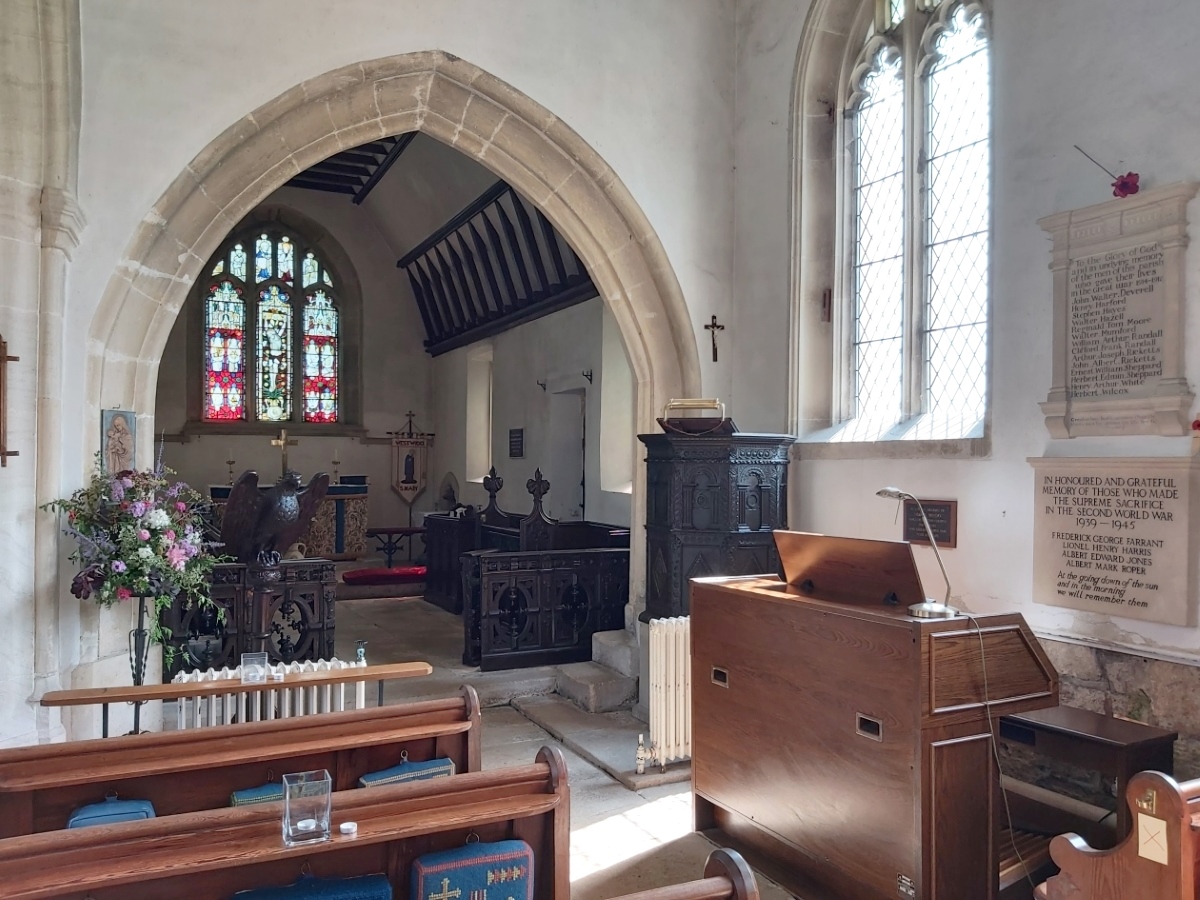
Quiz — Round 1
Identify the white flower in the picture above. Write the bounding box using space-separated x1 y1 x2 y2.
137 546 154 561
146 508 171 530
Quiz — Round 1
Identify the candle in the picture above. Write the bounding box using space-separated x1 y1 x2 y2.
227 446 232 460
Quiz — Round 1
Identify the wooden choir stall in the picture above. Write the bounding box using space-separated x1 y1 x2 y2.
690 532 1061 900
424 466 631 670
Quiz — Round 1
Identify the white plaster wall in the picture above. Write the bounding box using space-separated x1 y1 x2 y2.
733 0 1200 660
66 0 735 494
430 298 634 527
154 185 431 526
363 133 500 259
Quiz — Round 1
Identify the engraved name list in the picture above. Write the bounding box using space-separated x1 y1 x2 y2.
1069 243 1164 399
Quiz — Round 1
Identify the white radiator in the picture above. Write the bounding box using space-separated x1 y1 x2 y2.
172 658 366 729
648 616 691 768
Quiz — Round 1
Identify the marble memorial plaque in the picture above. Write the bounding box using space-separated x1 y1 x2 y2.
1039 183 1197 437
1030 457 1197 626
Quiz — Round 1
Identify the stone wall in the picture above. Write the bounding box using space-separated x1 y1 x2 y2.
999 637 1200 809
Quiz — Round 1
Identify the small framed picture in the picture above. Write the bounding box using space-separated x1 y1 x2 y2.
101 409 136 473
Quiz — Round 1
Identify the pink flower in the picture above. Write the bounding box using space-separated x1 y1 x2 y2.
175 501 187 512
165 530 176 542
116 586 133 600
138 529 151 541
1112 172 1140 198
167 545 188 571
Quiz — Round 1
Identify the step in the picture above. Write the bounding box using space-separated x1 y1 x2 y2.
555 661 638 713
592 629 640 678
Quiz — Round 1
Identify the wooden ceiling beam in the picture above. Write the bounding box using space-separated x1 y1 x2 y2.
286 179 357 195
353 132 417 205
309 159 372 178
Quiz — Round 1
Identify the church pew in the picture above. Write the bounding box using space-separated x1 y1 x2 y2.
0 745 569 900
607 848 761 899
1035 769 1199 900
0 685 481 838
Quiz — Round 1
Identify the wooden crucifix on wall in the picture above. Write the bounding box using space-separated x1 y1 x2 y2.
705 315 724 362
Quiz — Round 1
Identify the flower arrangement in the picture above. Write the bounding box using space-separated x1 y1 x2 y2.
44 455 222 648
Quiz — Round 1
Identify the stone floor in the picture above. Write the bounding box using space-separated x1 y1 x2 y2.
333 595 794 898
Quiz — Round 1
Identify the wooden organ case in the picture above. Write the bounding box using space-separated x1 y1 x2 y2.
690 533 1060 900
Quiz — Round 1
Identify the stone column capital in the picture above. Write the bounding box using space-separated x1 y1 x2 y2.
40 186 85 257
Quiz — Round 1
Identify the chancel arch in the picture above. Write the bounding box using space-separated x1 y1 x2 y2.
84 51 700 617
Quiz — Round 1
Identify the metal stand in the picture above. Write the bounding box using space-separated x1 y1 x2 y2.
127 596 150 734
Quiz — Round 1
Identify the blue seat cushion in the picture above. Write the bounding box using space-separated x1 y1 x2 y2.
230 782 284 807
233 874 391 899
410 839 533 900
357 756 455 788
67 796 155 828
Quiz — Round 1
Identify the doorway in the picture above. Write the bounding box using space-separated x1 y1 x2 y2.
548 389 586 520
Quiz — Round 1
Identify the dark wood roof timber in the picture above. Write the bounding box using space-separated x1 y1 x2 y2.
397 181 597 356
284 133 416 204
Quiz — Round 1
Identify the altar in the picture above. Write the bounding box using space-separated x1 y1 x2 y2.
209 478 369 560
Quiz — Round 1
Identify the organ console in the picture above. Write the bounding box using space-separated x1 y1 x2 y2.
690 531 1061 900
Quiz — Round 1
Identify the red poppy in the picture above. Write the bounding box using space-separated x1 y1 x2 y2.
1112 172 1140 198
1192 418 1200 432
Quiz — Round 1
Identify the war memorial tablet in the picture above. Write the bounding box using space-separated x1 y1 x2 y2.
1039 183 1196 437
1030 457 1196 626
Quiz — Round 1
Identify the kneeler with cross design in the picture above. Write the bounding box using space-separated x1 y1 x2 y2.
411 839 534 900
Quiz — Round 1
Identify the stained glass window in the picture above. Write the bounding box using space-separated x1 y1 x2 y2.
302 252 319 288
201 228 341 426
277 235 294 284
204 281 246 420
843 1 989 440
230 243 247 281
302 291 339 423
255 234 272 283
256 286 292 422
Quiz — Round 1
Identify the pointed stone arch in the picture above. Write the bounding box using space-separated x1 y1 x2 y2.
85 50 702 610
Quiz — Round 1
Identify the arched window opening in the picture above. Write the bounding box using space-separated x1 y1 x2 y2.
796 0 990 451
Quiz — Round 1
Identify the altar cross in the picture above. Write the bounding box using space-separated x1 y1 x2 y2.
271 428 298 477
705 314 724 362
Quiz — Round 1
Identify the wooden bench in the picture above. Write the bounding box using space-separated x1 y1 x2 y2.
0 745 569 900
41 660 433 737
1035 769 1200 900
0 685 480 837
609 848 761 899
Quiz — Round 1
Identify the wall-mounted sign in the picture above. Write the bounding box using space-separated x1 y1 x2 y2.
509 428 524 459
902 499 957 548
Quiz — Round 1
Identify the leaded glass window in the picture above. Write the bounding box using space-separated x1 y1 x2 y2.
204 281 246 420
302 291 339 424
200 228 340 425
845 0 990 440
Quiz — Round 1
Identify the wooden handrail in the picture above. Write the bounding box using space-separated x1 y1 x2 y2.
40 661 432 707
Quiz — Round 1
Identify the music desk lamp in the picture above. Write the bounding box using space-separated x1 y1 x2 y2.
876 486 959 619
